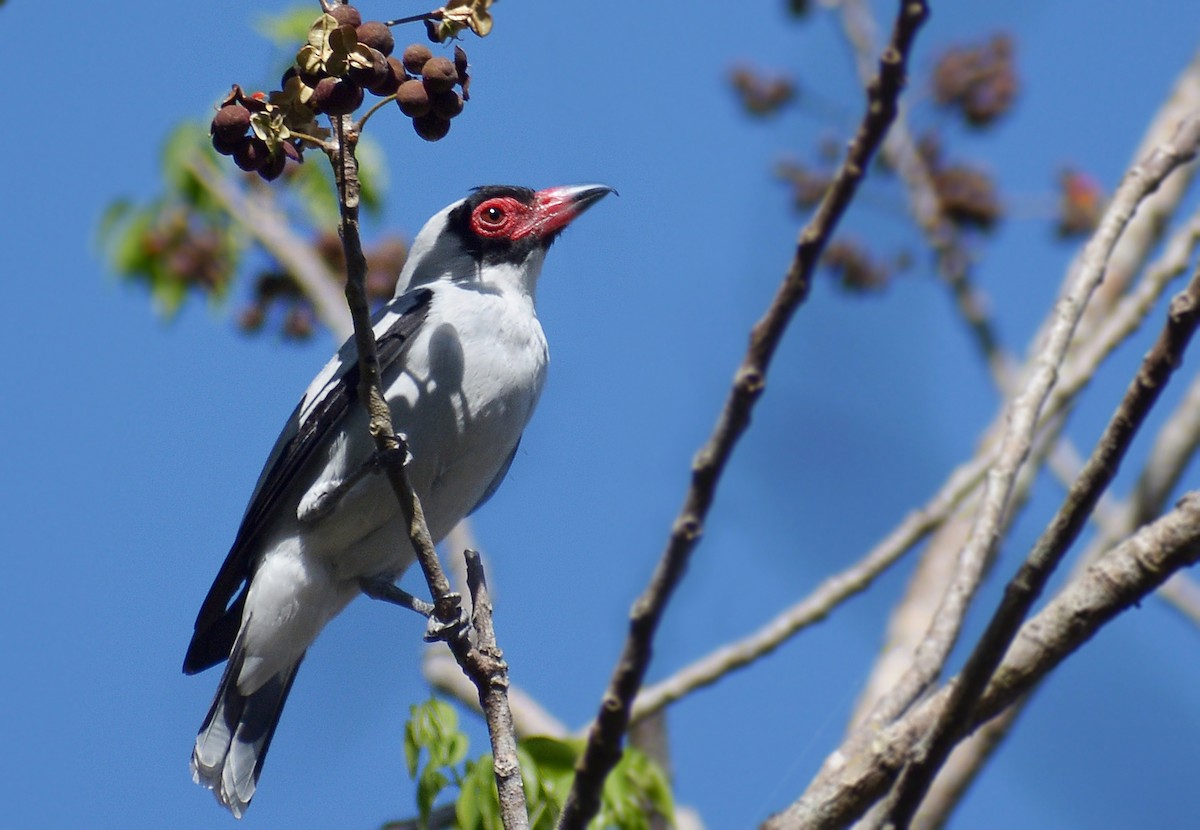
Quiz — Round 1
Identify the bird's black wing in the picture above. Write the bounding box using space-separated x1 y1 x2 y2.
184 288 434 674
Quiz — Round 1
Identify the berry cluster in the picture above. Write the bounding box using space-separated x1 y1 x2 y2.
210 5 473 174
290 4 470 142
210 86 306 181
394 43 470 141
729 66 795 117
931 34 1018 128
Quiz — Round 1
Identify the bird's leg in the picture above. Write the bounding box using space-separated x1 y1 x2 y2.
359 575 435 615
359 576 470 644
298 443 412 525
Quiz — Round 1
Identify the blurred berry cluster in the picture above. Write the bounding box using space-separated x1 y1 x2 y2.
733 16 1109 292
239 232 409 340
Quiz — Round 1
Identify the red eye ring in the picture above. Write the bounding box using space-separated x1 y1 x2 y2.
470 197 524 238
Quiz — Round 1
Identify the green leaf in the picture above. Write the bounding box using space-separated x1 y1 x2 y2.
417 768 450 826
446 732 470 767
403 717 421 778
307 12 338 50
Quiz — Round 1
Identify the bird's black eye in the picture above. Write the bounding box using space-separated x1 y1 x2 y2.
482 206 504 225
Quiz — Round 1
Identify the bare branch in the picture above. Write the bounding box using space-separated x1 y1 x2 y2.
880 221 1200 827
628 452 990 725
765 492 1200 829
462 551 528 830
554 4 931 827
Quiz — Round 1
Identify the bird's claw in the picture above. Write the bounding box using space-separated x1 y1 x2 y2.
423 593 470 645
370 442 412 473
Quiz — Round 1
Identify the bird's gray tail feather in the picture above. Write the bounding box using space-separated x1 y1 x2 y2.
191 634 303 819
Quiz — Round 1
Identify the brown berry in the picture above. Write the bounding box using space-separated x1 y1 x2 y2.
283 306 315 339
238 304 266 332
212 130 244 156
396 79 431 117
328 4 362 27
211 104 250 142
348 47 389 89
412 112 451 142
454 45 471 100
259 150 288 182
402 43 433 75
233 137 270 172
421 57 457 93
431 89 463 119
356 21 394 57
368 56 405 96
311 77 364 116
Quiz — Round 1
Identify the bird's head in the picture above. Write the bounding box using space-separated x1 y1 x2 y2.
397 183 614 296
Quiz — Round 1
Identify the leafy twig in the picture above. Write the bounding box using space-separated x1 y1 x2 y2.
553 3 930 827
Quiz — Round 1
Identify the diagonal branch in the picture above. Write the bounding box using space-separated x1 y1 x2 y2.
553 3 931 827
628 452 990 725
186 153 352 339
765 491 1200 829
880 211 1200 827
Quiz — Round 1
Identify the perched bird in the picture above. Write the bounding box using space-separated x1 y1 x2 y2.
184 184 613 817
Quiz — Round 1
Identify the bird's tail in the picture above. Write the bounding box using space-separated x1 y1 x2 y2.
191 632 304 819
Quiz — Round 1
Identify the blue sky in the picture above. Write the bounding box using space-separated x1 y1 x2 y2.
5 1 1200 828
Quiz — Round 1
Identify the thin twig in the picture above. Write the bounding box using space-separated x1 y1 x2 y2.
765 492 1200 829
879 113 1200 746
628 452 990 725
880 225 1200 827
462 551 528 830
553 4 930 828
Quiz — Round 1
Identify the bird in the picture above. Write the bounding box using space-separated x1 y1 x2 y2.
184 183 613 817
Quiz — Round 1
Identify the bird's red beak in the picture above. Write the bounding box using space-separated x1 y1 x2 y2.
522 184 616 240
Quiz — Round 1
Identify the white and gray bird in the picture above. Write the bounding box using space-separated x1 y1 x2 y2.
184 183 613 817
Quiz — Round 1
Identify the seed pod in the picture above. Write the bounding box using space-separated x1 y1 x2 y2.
311 77 364 116
368 56 405 96
328 4 362 28
212 130 244 156
421 57 457 93
430 89 463 119
348 47 390 90
402 43 433 75
233 137 270 172
412 112 451 142
211 104 250 142
396 79 431 117
355 21 394 57
454 45 470 100
258 150 288 182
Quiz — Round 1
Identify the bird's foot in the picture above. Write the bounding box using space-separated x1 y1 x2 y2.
422 594 470 645
368 441 412 474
